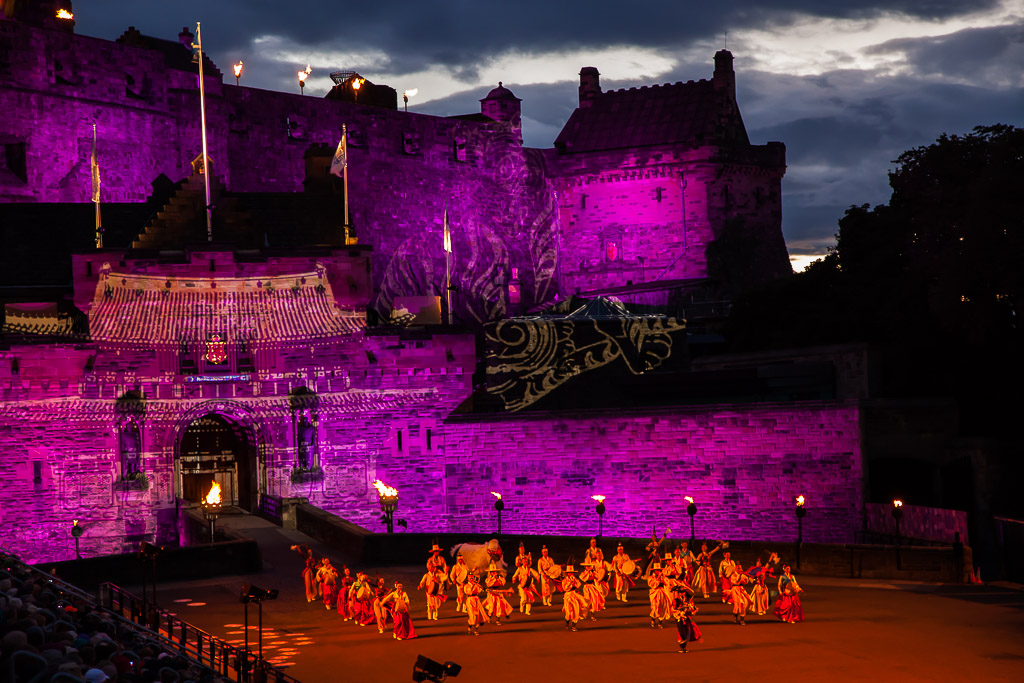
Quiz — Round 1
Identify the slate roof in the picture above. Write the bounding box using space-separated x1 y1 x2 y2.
553 79 747 154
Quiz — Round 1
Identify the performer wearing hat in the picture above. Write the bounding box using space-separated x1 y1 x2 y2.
427 543 449 576
662 552 680 580
693 542 724 599
647 562 671 629
336 565 355 620
671 583 703 653
560 564 586 631
610 543 635 602
514 542 532 569
537 546 557 607
484 562 514 625
511 556 539 615
584 538 604 567
773 564 804 623
449 554 471 613
464 573 489 635
417 565 448 621
578 562 605 621
382 581 418 641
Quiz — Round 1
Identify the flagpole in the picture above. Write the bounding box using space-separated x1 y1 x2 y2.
195 21 213 242
343 123 350 243
444 204 452 325
92 123 103 248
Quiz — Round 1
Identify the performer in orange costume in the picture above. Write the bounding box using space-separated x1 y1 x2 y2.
449 554 470 613
647 562 671 629
610 543 635 602
417 565 447 621
483 562 514 625
537 546 557 606
561 564 587 631
579 562 605 621
464 573 489 635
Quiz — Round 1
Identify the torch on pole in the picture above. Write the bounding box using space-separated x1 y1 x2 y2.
795 495 806 569
374 480 399 534
201 482 222 544
893 499 904 570
592 495 606 537
491 492 504 536
685 496 697 542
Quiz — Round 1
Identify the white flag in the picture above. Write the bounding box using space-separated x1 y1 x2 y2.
329 130 347 177
443 207 451 253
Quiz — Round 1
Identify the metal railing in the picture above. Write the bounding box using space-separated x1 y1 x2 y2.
100 582 301 683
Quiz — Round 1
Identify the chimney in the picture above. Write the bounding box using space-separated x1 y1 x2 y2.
578 67 601 108
713 50 735 98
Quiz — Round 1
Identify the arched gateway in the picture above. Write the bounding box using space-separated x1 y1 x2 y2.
172 401 271 511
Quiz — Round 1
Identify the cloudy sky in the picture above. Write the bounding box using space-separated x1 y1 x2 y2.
76 0 1024 269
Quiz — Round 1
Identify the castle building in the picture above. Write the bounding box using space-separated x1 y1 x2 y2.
0 6 871 564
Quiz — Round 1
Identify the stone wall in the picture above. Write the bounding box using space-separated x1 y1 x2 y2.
436 402 862 542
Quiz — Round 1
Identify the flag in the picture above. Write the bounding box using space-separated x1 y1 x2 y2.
329 130 347 177
443 207 451 253
90 124 101 204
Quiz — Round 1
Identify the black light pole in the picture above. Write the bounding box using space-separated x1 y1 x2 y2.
686 497 697 543
593 495 606 537
241 584 279 665
892 500 904 570
795 495 807 569
139 542 162 628
71 519 83 560
492 492 504 535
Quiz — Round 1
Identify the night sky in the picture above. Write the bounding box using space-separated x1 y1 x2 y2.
74 0 1024 269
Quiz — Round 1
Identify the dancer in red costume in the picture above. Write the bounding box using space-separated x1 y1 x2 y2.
464 573 489 635
316 558 338 611
417 565 448 621
561 564 587 631
349 571 377 626
335 565 355 620
511 556 539 615
449 554 470 613
671 583 703 653
483 561 514 624
675 542 697 585
382 581 418 640
774 563 804 623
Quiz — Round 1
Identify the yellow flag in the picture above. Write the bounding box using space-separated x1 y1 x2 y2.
443 207 451 253
329 129 347 177
90 124 101 203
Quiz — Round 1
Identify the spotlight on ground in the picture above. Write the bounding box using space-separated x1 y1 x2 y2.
412 655 461 682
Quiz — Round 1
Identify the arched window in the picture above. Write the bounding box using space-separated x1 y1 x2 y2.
115 391 146 486
288 387 320 479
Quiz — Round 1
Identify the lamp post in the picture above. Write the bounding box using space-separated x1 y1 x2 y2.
298 64 311 95
795 495 807 569
71 519 83 560
201 482 222 544
685 496 697 542
241 584 279 664
403 88 418 112
491 492 504 535
232 61 243 86
892 499 904 570
373 479 399 534
592 495 606 537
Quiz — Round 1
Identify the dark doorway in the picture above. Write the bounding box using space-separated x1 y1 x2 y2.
179 413 259 510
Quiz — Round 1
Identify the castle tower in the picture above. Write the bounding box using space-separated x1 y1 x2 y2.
578 67 601 108
480 82 523 144
713 49 736 98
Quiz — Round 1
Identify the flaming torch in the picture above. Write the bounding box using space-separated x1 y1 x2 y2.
374 479 399 534
351 76 364 102
298 64 311 95
232 61 243 86
403 88 418 112
892 499 904 569
795 495 807 568
491 491 504 535
56 9 74 20
202 481 223 544
685 496 697 542
592 495 606 537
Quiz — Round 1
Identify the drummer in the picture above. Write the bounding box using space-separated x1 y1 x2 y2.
611 543 636 602
537 545 559 607
584 538 605 567
449 553 471 613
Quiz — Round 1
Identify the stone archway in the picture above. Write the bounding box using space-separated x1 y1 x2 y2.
172 401 271 511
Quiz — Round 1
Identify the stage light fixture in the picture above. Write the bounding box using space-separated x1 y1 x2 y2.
412 655 461 682
241 584 279 604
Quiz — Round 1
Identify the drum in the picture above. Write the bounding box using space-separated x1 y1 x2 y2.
621 559 636 576
594 562 608 583
547 564 563 580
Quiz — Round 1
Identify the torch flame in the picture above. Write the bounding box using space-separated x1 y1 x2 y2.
233 61 243 78
893 499 903 508
352 77 363 91
490 491 502 500
591 495 606 503
373 479 398 497
684 496 695 504
205 482 222 505
56 9 74 20
404 88 418 98
73 519 79 526
796 495 806 507
298 64 312 83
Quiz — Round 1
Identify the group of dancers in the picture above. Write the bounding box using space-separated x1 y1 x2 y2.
292 534 804 653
